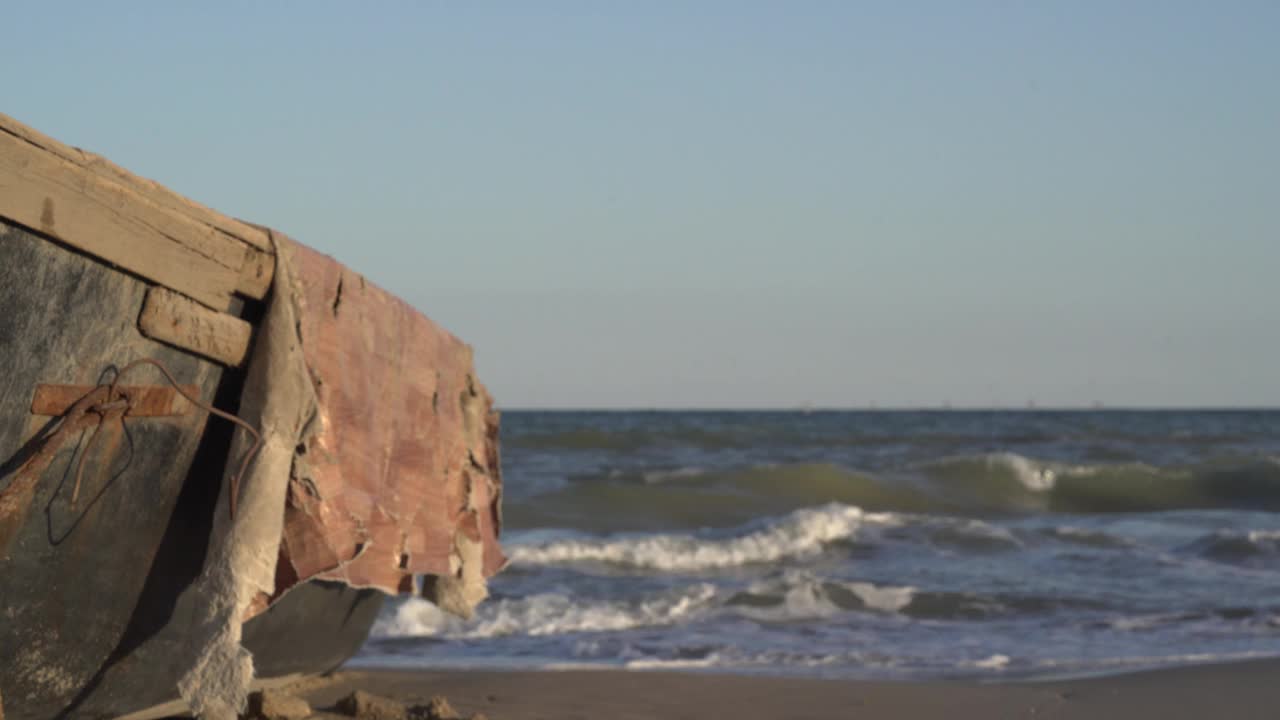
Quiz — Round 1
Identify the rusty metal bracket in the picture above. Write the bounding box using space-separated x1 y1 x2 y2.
1 389 110 558
2 360 262 561
30 383 198 417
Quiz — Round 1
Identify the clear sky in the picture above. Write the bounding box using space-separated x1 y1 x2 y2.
5 2 1277 408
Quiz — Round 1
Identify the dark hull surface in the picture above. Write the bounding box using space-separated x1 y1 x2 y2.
0 222 379 719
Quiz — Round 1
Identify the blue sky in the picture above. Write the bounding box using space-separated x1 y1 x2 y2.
5 2 1277 408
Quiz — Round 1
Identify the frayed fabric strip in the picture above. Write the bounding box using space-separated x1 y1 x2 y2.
177 238 316 719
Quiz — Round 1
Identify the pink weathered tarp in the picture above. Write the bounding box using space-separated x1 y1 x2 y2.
271 237 505 608
178 233 503 718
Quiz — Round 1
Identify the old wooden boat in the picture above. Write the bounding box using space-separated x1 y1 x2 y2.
0 113 505 719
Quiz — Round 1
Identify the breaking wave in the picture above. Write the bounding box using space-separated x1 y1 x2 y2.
904 453 1280 514
374 584 719 639
910 453 1280 513
1182 529 1280 565
507 464 927 532
372 566 1131 646
725 570 915 621
362 411 1280 681
1041 525 1134 549
508 455 1280 532
507 503 898 571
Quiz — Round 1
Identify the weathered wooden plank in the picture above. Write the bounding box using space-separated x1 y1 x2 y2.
0 133 239 309
0 114 275 300
30 384 199 417
0 112 272 253
0 128 246 270
237 246 275 300
138 287 253 367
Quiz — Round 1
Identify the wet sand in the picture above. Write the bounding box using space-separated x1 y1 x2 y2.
295 658 1280 719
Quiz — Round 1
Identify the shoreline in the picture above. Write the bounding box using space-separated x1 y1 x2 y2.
293 657 1280 719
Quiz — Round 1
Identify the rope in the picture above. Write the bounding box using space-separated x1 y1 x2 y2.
64 358 263 520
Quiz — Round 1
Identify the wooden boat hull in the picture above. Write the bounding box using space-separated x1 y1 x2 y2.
0 112 504 719
0 219 224 718
0 221 381 718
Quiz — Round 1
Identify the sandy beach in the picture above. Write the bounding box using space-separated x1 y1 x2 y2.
286 658 1280 719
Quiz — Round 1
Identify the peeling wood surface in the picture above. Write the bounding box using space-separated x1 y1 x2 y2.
273 236 505 599
138 287 253 367
0 112 271 254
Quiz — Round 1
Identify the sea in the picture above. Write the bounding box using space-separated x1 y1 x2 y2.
355 410 1280 681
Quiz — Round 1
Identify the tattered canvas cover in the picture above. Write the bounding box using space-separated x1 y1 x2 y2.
179 234 504 718
275 239 504 600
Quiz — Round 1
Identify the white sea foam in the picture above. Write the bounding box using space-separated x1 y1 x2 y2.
969 654 1011 670
928 517 1024 549
508 503 898 571
1190 528 1280 560
988 452 1058 492
642 466 705 484
1048 525 1132 548
740 571 841 620
1104 613 1188 632
983 452 1136 494
1032 650 1278 675
1052 526 1096 540
733 571 916 621
780 576 840 619
1246 529 1280 545
624 655 723 670
625 649 877 672
373 584 718 639
844 581 916 613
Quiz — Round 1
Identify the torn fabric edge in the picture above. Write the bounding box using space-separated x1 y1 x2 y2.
176 236 315 720
271 237 504 608
173 231 504 718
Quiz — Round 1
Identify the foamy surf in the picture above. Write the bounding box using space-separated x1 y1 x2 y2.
988 452 1060 492
508 453 1280 535
375 583 719 639
728 571 917 621
508 503 899 571
1181 528 1280 565
359 409 1280 681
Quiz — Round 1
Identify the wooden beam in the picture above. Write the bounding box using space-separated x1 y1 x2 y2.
1 130 246 270
237 246 276 300
138 287 253 367
0 131 240 309
0 112 272 253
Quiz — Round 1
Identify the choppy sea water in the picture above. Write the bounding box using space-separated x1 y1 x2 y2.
356 411 1280 680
